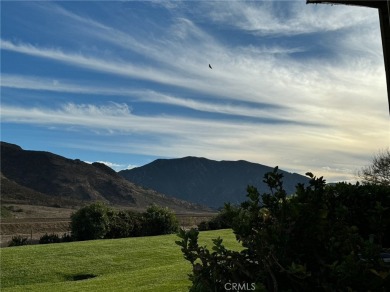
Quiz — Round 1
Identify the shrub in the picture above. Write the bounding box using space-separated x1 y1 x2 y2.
197 220 210 231
70 202 111 241
177 167 390 291
105 210 143 239
39 233 61 244
61 233 73 242
141 204 179 236
70 203 178 241
198 203 239 231
8 235 28 247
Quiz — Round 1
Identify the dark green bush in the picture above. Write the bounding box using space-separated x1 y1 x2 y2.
105 210 143 239
70 202 178 241
70 202 111 241
8 235 28 247
141 204 179 236
177 167 390 291
105 206 178 238
197 220 210 231
39 233 61 244
198 203 239 231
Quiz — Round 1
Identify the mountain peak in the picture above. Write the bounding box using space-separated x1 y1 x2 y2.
1 141 23 151
119 157 309 208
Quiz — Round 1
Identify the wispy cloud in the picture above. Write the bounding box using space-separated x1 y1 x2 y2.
1 102 283 135
0 39 192 88
1 1 388 183
189 1 378 36
1 101 388 181
0 74 303 124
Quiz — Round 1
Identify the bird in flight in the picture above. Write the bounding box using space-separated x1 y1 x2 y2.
209 64 212 69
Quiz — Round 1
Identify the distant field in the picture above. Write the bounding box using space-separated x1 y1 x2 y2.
0 203 216 247
1 229 240 291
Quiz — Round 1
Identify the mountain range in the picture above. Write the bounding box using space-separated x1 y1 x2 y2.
0 142 208 212
119 157 310 208
1 141 310 210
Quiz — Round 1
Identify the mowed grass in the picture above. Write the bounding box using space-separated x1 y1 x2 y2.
1 229 240 291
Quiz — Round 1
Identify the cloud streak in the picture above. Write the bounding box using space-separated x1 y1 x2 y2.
1 1 388 183
202 1 378 36
1 101 388 181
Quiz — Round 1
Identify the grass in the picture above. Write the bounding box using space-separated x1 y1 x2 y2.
1 229 240 291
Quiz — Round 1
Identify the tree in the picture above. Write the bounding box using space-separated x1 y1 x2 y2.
70 202 111 241
177 168 390 291
358 148 390 186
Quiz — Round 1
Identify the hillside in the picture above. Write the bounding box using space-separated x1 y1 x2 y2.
119 157 310 208
0 142 208 212
1 172 80 207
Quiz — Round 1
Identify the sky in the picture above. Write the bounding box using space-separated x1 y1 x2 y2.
1 0 389 183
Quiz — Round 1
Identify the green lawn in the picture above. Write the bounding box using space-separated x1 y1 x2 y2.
1 229 240 291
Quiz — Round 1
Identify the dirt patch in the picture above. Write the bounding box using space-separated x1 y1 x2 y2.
0 204 73 247
0 220 71 247
1 204 76 219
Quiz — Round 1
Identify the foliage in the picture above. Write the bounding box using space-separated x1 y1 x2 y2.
37 233 73 244
198 203 240 231
70 202 179 241
61 233 74 242
358 148 390 186
177 167 390 291
70 202 111 241
105 210 143 239
141 204 179 236
39 233 61 244
8 235 29 247
106 205 178 238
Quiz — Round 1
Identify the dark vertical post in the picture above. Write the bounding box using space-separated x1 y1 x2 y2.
378 4 390 114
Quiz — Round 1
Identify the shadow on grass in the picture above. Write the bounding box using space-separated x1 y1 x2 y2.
66 273 97 281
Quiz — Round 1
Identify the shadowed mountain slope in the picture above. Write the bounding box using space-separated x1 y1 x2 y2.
120 157 310 208
0 142 208 212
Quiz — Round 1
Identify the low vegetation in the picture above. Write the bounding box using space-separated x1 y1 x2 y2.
178 168 390 291
197 203 239 231
1 229 239 292
0 205 23 219
8 235 29 247
70 203 179 241
39 233 62 244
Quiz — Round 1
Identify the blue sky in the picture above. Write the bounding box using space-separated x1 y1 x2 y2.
1 1 389 182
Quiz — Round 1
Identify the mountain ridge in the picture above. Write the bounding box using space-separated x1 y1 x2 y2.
119 156 310 208
0 142 209 212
